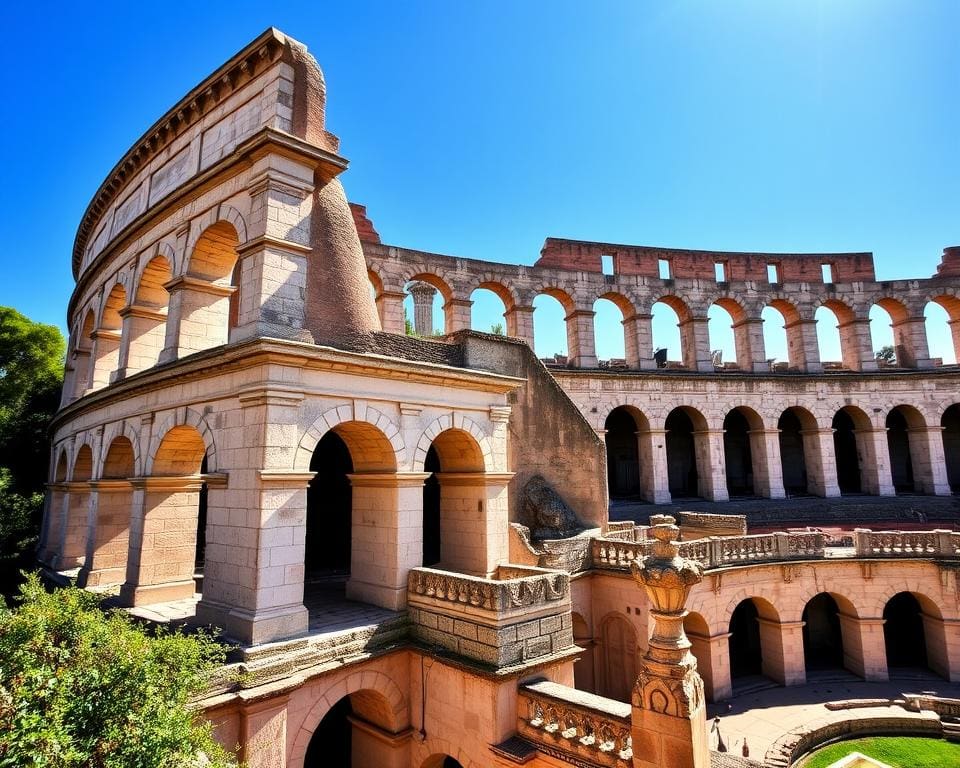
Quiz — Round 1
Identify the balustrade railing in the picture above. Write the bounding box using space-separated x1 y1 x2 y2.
518 680 633 767
853 529 959 558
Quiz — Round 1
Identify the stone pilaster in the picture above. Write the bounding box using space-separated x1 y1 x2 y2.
891 316 933 369
785 318 822 373
758 618 806 686
443 297 472 333
638 429 672 504
853 428 896 496
692 430 728 502
686 630 732 702
409 282 437 336
376 290 407 335
732 317 769 372
77 479 133 587
566 309 598 369
116 304 167 377
504 304 535 346
837 613 888 681
908 426 951 495
748 428 786 499
838 317 878 372
800 428 841 497
678 316 712 372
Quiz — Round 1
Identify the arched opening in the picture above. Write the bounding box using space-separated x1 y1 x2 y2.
404 275 449 336
942 404 960 493
533 292 568 362
572 612 595 692
651 298 686 368
91 283 126 387
81 436 135 588
883 592 928 671
886 406 918 494
302 688 397 768
723 408 756 497
802 594 844 672
778 407 813 496
71 310 96 399
127 254 172 373
421 756 465 768
869 302 898 366
665 408 701 498
44 451 70 565
593 296 627 366
814 304 844 368
470 284 509 335
762 304 790 369
605 407 641 499
683 611 717 700
183 221 240 350
707 301 737 369
728 597 779 687
424 428 486 573
832 409 862 494
60 444 94 569
306 431 354 585
598 614 637 702
924 298 959 365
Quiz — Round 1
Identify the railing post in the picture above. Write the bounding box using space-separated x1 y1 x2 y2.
935 529 954 557
854 528 872 557
775 531 790 559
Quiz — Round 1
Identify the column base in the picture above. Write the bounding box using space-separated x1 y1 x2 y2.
119 579 196 607
77 565 125 588
195 599 309 645
346 578 406 611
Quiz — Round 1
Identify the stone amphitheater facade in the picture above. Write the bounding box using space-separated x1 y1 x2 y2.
40 27 960 768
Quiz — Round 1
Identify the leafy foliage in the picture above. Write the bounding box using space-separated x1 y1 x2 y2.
0 574 237 768
875 344 897 364
490 322 504 335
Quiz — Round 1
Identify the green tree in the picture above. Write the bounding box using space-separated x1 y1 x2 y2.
0 574 237 768
490 322 504 335
875 344 897 365
0 308 65 596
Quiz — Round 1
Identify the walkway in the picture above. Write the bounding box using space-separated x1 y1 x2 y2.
705 672 960 761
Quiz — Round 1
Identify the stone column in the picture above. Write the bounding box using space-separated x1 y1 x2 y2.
39 482 69 567
908 426 951 495
434 472 513 576
120 476 203 606
376 290 407 335
89 329 122 388
678 316 712 371
838 317 878 372
443 297 472 333
853 428 896 496
686 630 732 702
732 317 769 372
837 614 888 681
630 516 709 768
692 430 728 502
409 282 437 336
937 617 960 682
891 316 933 369
748 429 786 499
54 482 91 570
77 480 133 587
346 472 430 610
800 428 841 497
160 276 235 361
757 618 806 686
638 429 671 504
116 305 167 377
949 319 960 365
785 318 822 373
349 715 412 768
566 309 598 368
621 313 654 370
921 613 953 681
230 239 311 343
504 304 535 346
240 694 289 768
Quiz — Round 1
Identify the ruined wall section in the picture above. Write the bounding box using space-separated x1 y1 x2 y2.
454 332 608 531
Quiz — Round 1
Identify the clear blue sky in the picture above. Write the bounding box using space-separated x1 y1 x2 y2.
1 1 956 363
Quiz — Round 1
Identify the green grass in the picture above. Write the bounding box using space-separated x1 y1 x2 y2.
798 736 960 768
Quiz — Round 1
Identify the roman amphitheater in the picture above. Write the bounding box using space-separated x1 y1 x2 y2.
40 28 960 768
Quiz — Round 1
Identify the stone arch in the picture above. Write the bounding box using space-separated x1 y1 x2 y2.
296 404 406 472
98 280 127 330
101 435 137 479
726 594 780 684
651 293 694 368
721 592 780 629
147 408 217 475
413 414 492 472
789 588 859 624
404 272 454 303
813 298 856 367
186 220 240 284
135 250 173 307
706 295 750 369
886 404 926 494
778 405 818 496
89 282 127 388
924 292 960 365
72 443 94 482
288 669 408 767
665 406 708 498
53 447 69 483
534 286 576 315
184 205 248 269
475 278 517 311
605 405 647 499
594 292 633 365
941 403 960 493
723 406 763 497
414 741 482 768
100 422 143 477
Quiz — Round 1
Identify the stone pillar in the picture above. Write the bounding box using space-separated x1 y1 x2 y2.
443 297 472 333
837 614 888 681
116 305 167 377
376 290 406 335
785 318 822 373
908 426 951 495
230 240 310 343
409 282 437 336
748 429 786 499
630 516 709 768
54 482 90 570
240 694 289 768
621 313 654 370
838 317 878 372
39 483 69 567
692 430 728 502
800 428 841 497
891 316 933 369
638 429 671 504
922 613 954 681
346 472 430 610
160 276 235 361
434 472 513 576
120 477 203 606
937 617 960 682
686 630 732 702
89 329 122 388
854 428 896 496
732 317 769 372
77 480 133 587
949 319 960 364
349 715 412 768
678 316 712 371
504 304 535 346
757 618 806 686
566 309 598 368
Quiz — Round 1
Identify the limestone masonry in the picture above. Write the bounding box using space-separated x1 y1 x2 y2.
41 28 960 768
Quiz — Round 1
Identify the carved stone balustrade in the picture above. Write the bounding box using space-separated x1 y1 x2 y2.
518 680 633 767
853 528 959 558
407 565 573 668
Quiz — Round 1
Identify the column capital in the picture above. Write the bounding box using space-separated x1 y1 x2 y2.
258 470 317 485
347 471 432 488
163 275 236 298
564 309 596 321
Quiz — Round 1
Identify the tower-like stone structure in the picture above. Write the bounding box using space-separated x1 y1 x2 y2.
409 281 437 335
630 515 709 768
